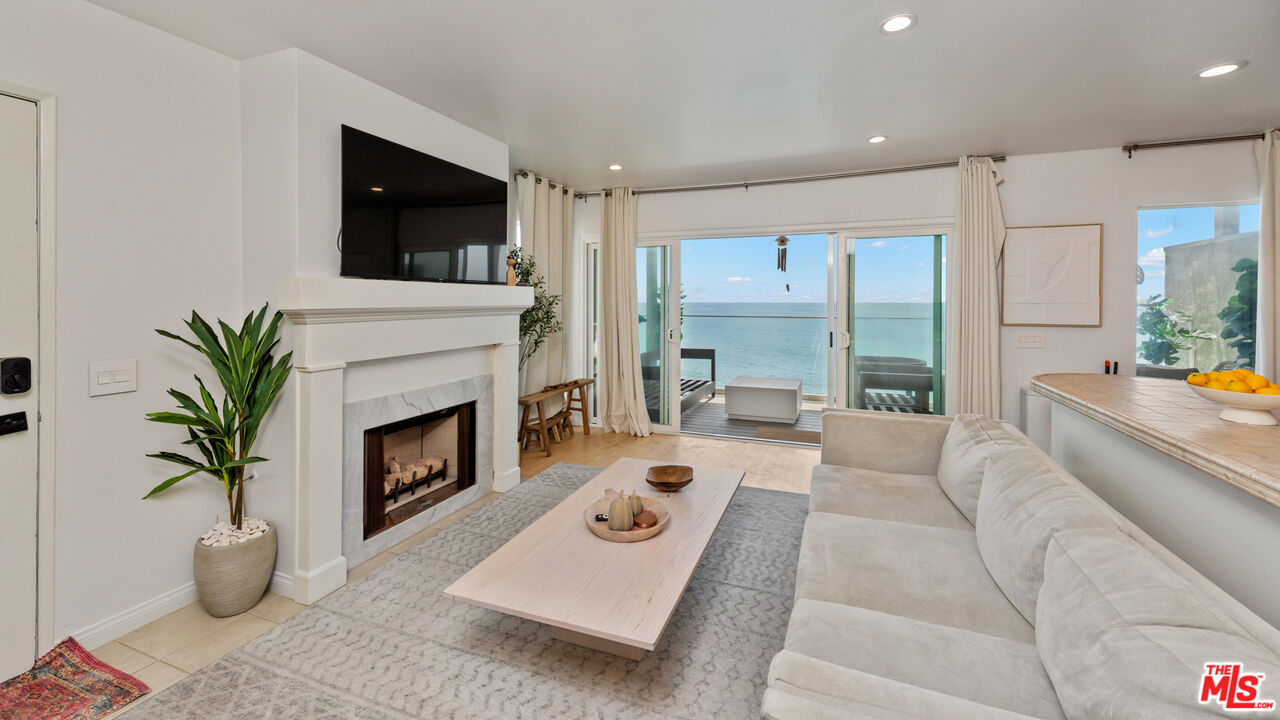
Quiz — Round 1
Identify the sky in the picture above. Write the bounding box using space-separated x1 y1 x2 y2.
1136 204 1260 301
676 233 943 304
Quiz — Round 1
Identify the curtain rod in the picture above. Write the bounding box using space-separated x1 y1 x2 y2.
513 170 571 195
1121 133 1265 158
570 155 1007 199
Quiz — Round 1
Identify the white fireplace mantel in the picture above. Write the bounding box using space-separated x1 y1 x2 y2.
277 276 532 604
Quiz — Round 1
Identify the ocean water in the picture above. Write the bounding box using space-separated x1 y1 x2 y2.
678 302 938 396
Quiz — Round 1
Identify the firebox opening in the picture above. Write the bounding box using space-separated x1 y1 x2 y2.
363 401 476 539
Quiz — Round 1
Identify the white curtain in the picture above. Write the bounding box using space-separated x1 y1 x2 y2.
946 156 1006 418
599 188 652 436
515 172 574 402
1256 129 1279 378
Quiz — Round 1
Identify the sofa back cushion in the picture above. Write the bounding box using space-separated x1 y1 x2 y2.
936 414 1020 525
1037 528 1280 719
976 449 1119 624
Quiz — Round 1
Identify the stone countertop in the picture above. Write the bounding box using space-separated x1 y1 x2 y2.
1032 373 1280 509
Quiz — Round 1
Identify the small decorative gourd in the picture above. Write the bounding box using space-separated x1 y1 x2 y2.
628 491 643 516
607 493 634 531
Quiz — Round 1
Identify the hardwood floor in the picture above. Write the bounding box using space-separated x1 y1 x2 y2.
520 428 819 495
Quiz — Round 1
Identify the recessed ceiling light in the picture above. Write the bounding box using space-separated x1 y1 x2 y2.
867 135 888 144
370 186 384 192
1197 62 1245 78
608 164 623 171
880 13 916 34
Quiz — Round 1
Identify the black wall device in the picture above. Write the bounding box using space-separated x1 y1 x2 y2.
1 357 32 395
0 411 28 436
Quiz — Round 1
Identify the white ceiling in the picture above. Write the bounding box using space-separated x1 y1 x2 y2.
89 0 1280 189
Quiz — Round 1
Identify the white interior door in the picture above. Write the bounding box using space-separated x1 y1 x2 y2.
0 92 40 679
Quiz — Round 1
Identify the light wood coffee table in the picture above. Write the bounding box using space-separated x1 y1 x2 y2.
443 457 744 660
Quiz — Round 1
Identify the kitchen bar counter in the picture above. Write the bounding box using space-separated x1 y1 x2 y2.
1032 373 1280 509
1032 373 1280 626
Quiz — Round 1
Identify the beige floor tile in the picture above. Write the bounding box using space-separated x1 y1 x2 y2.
105 661 188 718
89 641 154 675
162 614 277 673
247 592 306 624
132 660 188 694
117 602 236 658
347 550 398 583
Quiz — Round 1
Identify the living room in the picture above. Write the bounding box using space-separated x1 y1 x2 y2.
1 1 1279 718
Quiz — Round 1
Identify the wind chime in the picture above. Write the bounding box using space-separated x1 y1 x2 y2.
776 235 791 292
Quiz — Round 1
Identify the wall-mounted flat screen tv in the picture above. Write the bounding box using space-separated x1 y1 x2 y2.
340 125 507 283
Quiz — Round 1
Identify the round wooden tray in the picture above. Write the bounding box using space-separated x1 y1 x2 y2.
583 493 670 543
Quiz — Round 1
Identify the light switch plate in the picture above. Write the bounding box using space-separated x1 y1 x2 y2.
1016 333 1046 349
89 358 137 397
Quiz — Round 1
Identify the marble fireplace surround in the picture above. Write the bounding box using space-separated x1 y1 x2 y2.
342 375 493 566
278 276 532 604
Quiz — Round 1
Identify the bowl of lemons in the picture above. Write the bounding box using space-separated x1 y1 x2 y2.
1186 369 1280 426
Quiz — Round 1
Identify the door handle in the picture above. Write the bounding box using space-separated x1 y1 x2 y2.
1 357 31 395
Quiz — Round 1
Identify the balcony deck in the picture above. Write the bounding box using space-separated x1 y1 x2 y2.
679 396 825 445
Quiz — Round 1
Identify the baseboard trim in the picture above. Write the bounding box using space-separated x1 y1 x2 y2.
71 581 198 650
494 466 521 492
269 570 294 597
294 555 347 604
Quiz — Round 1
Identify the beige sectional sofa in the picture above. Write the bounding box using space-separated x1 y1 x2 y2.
762 409 1280 719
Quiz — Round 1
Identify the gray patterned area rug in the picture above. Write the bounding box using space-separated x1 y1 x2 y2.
126 463 808 720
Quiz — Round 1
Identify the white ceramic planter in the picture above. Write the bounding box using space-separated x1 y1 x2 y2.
192 523 277 617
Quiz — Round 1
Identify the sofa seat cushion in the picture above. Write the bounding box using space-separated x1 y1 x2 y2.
1038 529 1280 719
809 464 971 530
777 601 1065 719
796 512 1033 643
976 449 1120 625
937 414 1023 525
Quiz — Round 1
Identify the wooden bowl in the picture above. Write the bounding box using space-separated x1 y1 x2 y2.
583 493 670 543
645 465 694 492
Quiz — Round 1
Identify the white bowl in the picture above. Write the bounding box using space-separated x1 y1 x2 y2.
1188 383 1280 426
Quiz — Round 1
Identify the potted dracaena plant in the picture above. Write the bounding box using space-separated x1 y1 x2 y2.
145 304 293 617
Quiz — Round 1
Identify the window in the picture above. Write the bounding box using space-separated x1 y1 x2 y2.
1136 204 1261 372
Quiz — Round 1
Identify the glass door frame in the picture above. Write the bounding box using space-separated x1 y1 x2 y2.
636 237 681 433
833 221 953 411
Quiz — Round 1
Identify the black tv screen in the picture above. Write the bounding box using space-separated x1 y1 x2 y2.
340 125 507 283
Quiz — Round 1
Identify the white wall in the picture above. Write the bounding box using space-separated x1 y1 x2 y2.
582 143 1261 425
998 144 1258 422
240 49 511 588
0 0 242 644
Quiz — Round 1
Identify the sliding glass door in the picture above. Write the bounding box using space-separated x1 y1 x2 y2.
836 233 946 415
638 242 679 429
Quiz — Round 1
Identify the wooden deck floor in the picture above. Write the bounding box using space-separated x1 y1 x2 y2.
679 398 823 444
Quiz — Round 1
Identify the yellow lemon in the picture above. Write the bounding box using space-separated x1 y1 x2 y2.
1246 375 1271 391
1225 379 1253 393
1186 373 1208 387
1206 379 1229 390
1256 387 1280 396
1237 368 1256 375
1206 371 1224 382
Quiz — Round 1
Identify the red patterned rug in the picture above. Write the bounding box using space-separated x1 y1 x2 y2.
0 638 149 719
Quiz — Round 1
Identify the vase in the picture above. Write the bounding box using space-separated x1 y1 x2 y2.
506 258 518 286
192 522 277 617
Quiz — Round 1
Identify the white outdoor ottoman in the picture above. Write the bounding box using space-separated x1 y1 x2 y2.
724 376 803 423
